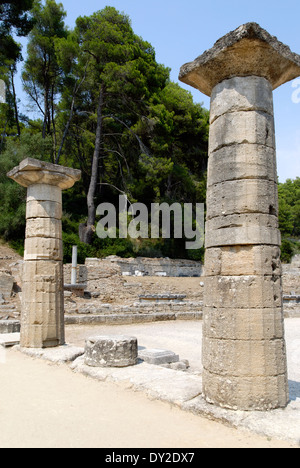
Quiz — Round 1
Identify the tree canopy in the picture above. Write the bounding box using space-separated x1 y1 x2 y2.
0 0 34 65
0 2 298 264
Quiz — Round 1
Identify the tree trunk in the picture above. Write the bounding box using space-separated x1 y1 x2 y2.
51 85 57 162
56 94 74 165
42 88 48 139
56 70 87 164
10 67 20 137
80 84 104 244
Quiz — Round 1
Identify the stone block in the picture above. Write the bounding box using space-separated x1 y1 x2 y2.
206 179 278 219
202 336 287 377
84 335 138 368
204 245 282 276
27 184 62 203
0 320 20 333
24 237 63 261
203 307 284 340
204 275 282 309
207 144 277 186
22 280 62 295
202 369 289 411
0 270 14 300
22 260 62 283
7 157 81 190
205 213 280 247
210 76 274 123
138 348 179 365
25 217 62 239
26 200 62 220
209 110 275 154
22 295 63 322
20 324 60 348
179 22 300 97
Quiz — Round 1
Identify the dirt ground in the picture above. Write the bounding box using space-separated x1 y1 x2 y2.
0 240 22 270
0 349 295 449
0 242 298 448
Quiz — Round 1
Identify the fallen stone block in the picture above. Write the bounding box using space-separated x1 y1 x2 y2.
139 348 179 365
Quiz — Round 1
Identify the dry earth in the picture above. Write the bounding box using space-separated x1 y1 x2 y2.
0 349 296 448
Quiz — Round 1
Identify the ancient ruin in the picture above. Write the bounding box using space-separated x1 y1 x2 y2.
7 158 81 348
85 335 138 367
180 23 300 410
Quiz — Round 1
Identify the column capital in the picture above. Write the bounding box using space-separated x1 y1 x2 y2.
7 158 81 190
179 22 300 96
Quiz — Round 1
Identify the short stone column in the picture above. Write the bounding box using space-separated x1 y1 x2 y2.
8 158 81 348
85 335 138 367
179 23 300 410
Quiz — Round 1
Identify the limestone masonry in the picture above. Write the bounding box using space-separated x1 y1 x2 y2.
7 158 81 348
180 22 300 411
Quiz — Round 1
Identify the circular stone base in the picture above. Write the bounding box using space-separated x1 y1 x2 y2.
84 335 138 368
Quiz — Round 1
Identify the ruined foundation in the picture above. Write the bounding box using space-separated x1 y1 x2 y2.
180 23 300 410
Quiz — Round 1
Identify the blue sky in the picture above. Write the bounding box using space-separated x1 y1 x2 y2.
15 0 300 182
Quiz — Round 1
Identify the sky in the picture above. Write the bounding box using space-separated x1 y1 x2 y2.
14 0 300 182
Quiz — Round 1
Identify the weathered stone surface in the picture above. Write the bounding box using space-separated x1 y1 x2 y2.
180 23 296 410
205 214 280 248
0 270 14 300
24 237 63 261
206 179 278 218
7 158 81 190
210 76 274 123
179 22 300 96
26 200 62 220
25 218 62 239
202 370 289 411
20 324 60 348
207 144 277 186
204 275 282 309
85 335 138 368
204 245 281 276
22 260 62 281
0 320 20 333
8 157 81 349
202 336 287 377
27 184 62 203
139 348 179 365
22 300 63 332
22 281 62 297
18 344 84 363
209 110 275 154
203 307 284 341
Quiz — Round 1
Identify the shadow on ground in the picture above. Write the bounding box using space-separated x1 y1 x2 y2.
289 380 300 401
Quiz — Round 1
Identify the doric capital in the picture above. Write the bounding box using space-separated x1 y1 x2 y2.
7 158 81 190
179 22 300 96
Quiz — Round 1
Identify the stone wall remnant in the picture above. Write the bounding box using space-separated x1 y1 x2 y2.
179 23 300 410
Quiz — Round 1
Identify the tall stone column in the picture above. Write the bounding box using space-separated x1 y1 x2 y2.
8 158 81 348
179 23 300 410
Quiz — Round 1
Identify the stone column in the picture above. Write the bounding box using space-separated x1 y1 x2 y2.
8 158 81 348
179 23 300 410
